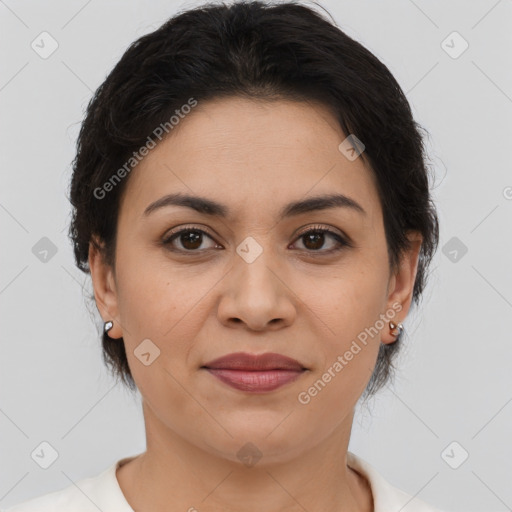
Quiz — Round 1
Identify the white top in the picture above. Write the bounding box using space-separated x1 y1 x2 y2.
2 451 446 511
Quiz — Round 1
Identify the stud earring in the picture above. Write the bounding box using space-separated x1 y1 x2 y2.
389 321 404 338
104 320 114 336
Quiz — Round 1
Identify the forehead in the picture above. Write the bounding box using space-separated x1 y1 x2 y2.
119 97 381 225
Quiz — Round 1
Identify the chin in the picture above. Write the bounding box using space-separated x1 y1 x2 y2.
201 424 308 467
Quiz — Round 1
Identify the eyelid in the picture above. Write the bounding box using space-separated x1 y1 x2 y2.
294 223 345 239
163 224 218 241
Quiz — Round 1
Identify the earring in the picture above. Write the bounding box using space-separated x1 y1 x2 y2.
104 320 114 336
389 321 403 338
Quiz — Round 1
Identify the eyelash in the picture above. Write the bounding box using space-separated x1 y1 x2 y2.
162 224 351 255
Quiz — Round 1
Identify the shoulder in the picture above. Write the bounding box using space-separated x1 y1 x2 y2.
347 451 448 512
2 480 102 512
1 456 135 512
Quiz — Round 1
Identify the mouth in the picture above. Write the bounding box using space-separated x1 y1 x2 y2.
201 352 308 393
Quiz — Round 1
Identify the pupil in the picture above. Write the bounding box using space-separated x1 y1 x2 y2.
182 231 202 249
304 232 324 250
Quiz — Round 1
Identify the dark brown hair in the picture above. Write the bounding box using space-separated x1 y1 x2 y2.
68 0 439 400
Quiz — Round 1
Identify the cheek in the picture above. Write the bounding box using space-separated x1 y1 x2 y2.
115 245 192 326
112 255 183 379
310 262 388 334
301 260 387 386
294 277 384 416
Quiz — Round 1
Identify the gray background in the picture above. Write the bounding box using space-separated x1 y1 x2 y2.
1 0 511 511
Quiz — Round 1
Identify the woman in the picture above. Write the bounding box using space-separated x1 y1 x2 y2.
4 1 444 511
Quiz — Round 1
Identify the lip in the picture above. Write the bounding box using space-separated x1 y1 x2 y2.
202 352 306 371
201 352 307 393
205 368 305 392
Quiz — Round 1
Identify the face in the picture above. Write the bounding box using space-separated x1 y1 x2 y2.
90 96 421 466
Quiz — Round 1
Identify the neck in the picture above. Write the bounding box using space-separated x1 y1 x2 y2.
116 402 373 512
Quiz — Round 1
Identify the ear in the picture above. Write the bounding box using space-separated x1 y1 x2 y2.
381 231 423 345
88 236 123 339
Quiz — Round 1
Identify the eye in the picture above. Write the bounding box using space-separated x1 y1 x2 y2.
291 225 350 254
162 226 220 252
162 224 351 254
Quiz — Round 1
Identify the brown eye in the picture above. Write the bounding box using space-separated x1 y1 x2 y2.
162 224 350 255
163 228 219 252
292 226 350 254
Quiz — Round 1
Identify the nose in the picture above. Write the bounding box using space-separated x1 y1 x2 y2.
217 248 296 332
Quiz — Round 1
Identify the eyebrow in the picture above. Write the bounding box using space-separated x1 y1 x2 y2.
142 192 366 219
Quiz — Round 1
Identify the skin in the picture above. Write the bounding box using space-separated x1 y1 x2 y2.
89 96 422 512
